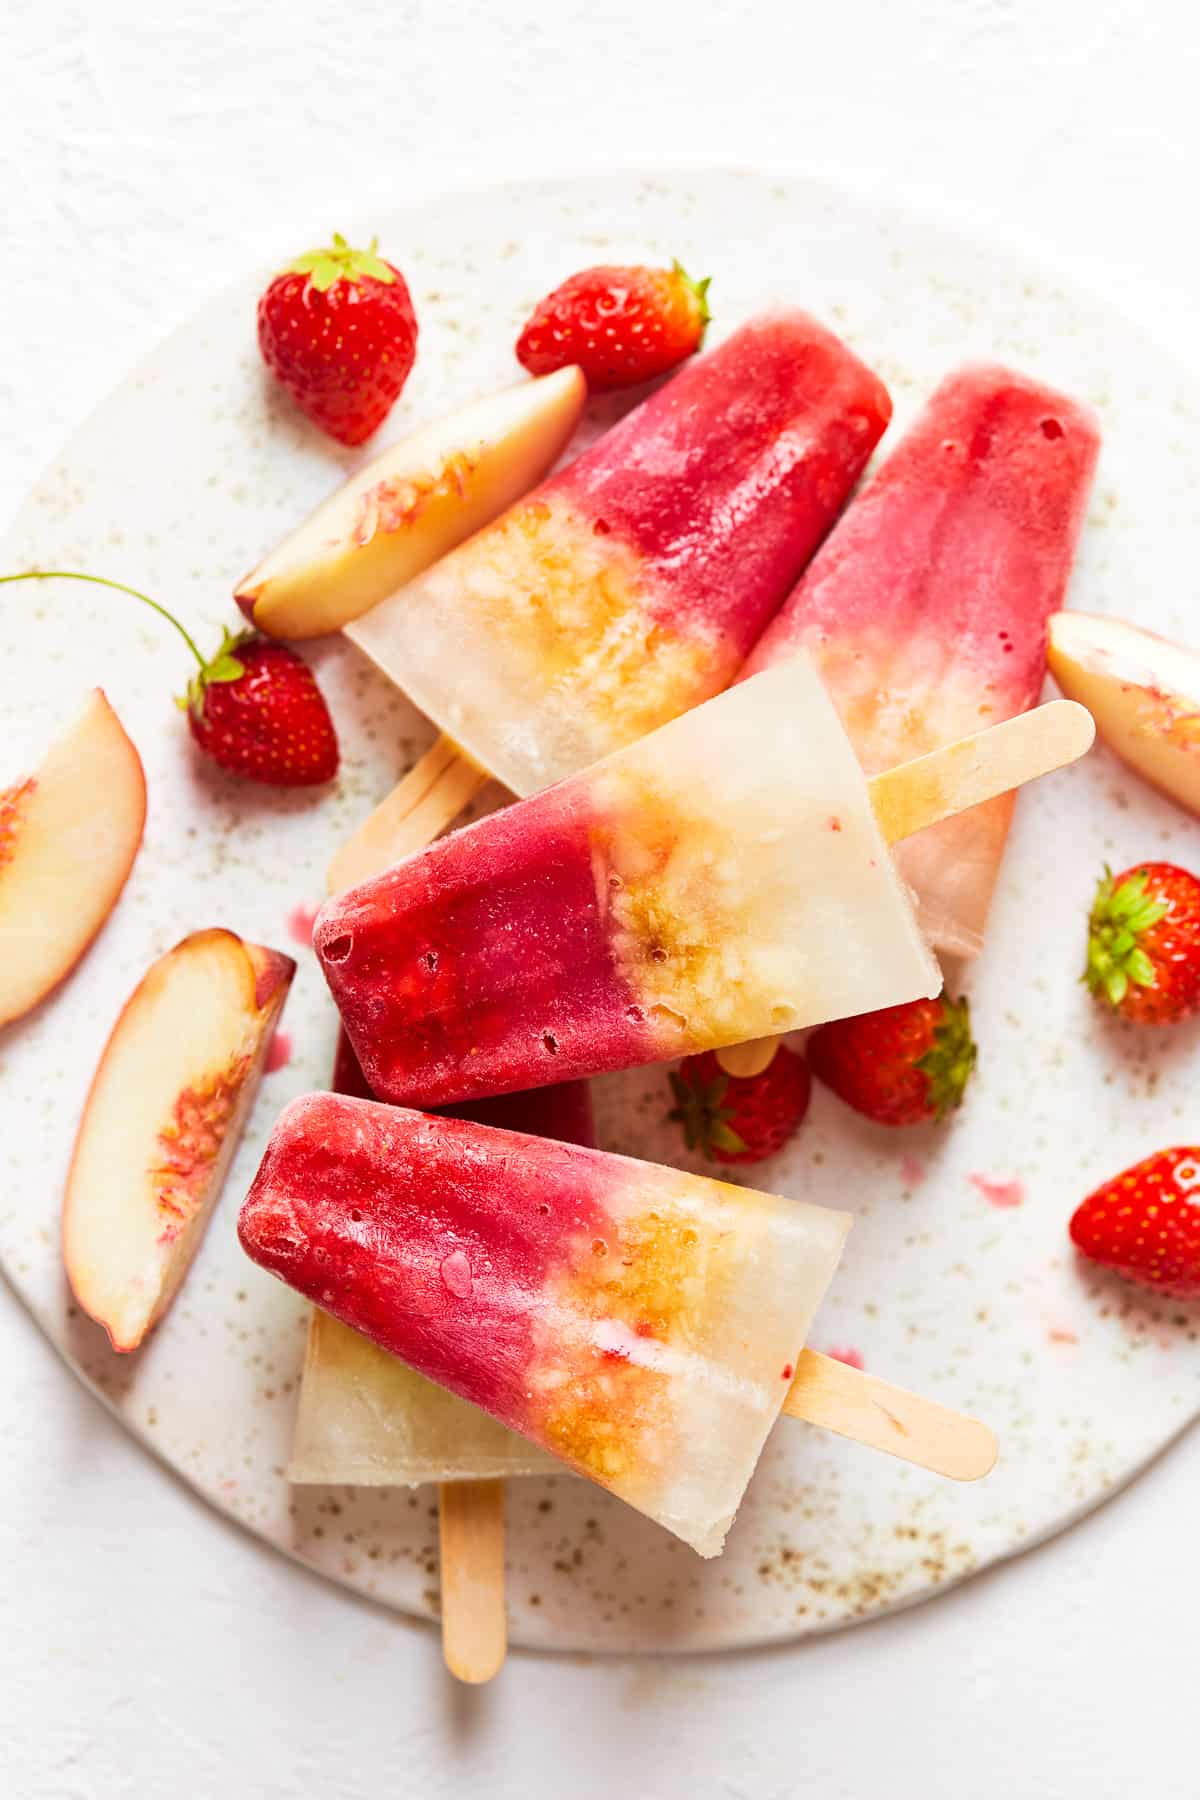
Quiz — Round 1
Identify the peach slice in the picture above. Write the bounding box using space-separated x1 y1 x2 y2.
0 689 147 1028
63 929 295 1351
1048 611 1200 815
235 366 586 638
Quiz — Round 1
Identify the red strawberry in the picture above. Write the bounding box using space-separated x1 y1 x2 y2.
257 233 418 446
0 572 338 788
1070 1146 1200 1298
668 1045 810 1164
184 629 338 786
808 995 976 1127
516 261 710 391
1085 862 1200 1024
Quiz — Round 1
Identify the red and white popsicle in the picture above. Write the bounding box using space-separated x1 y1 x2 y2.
742 365 1101 955
316 657 943 1108
242 1093 854 1558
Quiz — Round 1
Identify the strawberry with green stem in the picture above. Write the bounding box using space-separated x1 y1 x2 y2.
808 995 977 1128
1085 862 1200 1024
257 233 418 446
669 1044 811 1165
516 260 711 391
0 572 338 787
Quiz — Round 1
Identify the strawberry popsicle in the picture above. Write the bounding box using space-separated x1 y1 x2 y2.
241 1093 852 1556
314 656 942 1108
290 1042 590 1486
344 311 892 800
741 365 1101 955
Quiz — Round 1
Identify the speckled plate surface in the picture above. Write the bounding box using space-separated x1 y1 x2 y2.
2 168 1198 1654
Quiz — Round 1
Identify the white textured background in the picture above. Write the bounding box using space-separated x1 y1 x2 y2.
2 3 1197 1795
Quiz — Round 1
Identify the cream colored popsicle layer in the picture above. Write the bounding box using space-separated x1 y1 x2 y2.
315 657 943 1109
291 1307 557 1484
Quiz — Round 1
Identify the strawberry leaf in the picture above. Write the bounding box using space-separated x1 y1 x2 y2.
915 995 977 1120
206 653 246 685
289 233 395 292
1125 948 1158 988
306 256 343 293
667 1066 743 1159
1086 864 1166 1009
671 259 712 329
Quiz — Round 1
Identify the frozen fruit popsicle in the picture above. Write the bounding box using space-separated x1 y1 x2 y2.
315 656 942 1109
741 365 1101 955
241 1093 852 1557
290 1042 590 1488
340 310 891 822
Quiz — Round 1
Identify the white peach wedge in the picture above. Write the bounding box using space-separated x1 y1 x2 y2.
0 689 146 1028
63 928 295 1352
1048 611 1200 816
235 366 586 638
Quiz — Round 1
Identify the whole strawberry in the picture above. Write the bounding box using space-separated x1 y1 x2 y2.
1085 862 1200 1024
516 261 710 391
1070 1146 1200 1298
258 233 418 446
808 995 977 1127
668 1044 810 1164
0 572 338 788
184 629 338 786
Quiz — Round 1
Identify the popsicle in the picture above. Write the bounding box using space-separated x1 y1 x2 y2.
315 657 1093 1109
740 365 1101 955
330 310 893 884
241 1094 854 1557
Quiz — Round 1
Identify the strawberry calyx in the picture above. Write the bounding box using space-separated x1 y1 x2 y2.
179 625 255 721
288 233 395 294
668 1068 747 1159
915 995 977 1119
671 259 712 328
1085 865 1168 1008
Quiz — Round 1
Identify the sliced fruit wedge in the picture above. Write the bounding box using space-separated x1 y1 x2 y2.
63 928 295 1351
1048 611 1200 816
0 689 146 1028
235 366 586 637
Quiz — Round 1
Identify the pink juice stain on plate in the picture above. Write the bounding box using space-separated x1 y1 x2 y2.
825 1345 864 1370
287 902 320 948
1047 1325 1079 1345
970 1173 1025 1209
265 1030 293 1074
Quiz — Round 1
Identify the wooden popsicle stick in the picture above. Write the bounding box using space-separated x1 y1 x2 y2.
324 759 510 1684
438 1482 508 1684
326 732 489 895
717 700 1094 1078
783 1349 997 1481
714 1036 781 1080
866 699 1095 848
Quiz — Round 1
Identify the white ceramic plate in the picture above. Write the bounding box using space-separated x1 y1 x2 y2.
2 168 1198 1655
